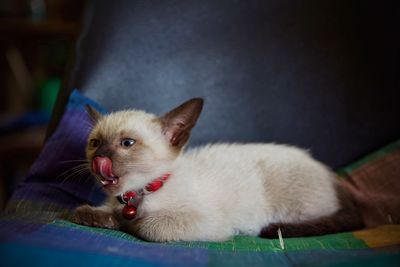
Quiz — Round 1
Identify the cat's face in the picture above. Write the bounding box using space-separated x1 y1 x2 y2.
86 111 175 195
85 99 203 195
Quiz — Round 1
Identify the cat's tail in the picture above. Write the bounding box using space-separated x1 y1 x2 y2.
259 181 365 238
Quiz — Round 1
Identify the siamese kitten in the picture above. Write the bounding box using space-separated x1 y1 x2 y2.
71 98 363 242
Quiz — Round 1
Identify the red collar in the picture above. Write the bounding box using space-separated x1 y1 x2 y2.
117 173 170 220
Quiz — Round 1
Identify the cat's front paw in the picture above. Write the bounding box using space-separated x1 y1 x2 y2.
71 204 119 229
126 211 187 242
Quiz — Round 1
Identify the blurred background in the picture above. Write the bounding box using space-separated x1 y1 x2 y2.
0 0 86 209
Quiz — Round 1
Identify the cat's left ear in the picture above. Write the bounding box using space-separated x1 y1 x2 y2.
160 98 204 147
85 104 102 124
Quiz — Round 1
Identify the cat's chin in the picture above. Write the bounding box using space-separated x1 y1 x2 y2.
98 176 122 195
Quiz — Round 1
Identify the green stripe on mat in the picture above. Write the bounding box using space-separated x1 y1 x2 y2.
337 139 400 175
54 220 367 252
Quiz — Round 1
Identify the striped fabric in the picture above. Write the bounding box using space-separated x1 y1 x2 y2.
1 90 399 266
1 218 399 266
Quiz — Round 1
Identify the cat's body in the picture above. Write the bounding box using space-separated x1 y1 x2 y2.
72 99 363 242
129 143 339 241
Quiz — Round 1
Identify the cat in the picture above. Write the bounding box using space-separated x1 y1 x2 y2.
71 98 363 242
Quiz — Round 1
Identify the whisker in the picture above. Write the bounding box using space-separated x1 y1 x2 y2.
123 163 151 167
81 173 95 184
56 163 90 181
60 167 91 184
58 164 89 179
71 169 96 185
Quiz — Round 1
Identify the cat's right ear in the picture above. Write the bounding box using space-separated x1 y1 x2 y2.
160 98 204 147
85 104 102 124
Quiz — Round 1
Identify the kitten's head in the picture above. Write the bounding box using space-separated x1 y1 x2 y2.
85 98 203 195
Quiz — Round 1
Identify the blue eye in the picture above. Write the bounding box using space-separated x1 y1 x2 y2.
121 138 135 148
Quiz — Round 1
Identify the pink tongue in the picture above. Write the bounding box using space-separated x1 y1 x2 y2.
92 156 114 179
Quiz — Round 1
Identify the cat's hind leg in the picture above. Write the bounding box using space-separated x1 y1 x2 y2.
259 207 364 238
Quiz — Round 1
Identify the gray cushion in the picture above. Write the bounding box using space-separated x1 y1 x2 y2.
50 0 400 168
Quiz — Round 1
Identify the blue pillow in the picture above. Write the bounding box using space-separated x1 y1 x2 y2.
6 90 107 213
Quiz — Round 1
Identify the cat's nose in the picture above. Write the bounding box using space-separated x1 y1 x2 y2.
94 146 114 158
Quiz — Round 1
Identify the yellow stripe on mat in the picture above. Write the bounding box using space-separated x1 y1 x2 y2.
353 224 400 248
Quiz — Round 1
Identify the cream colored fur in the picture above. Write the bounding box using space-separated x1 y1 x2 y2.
90 110 340 242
